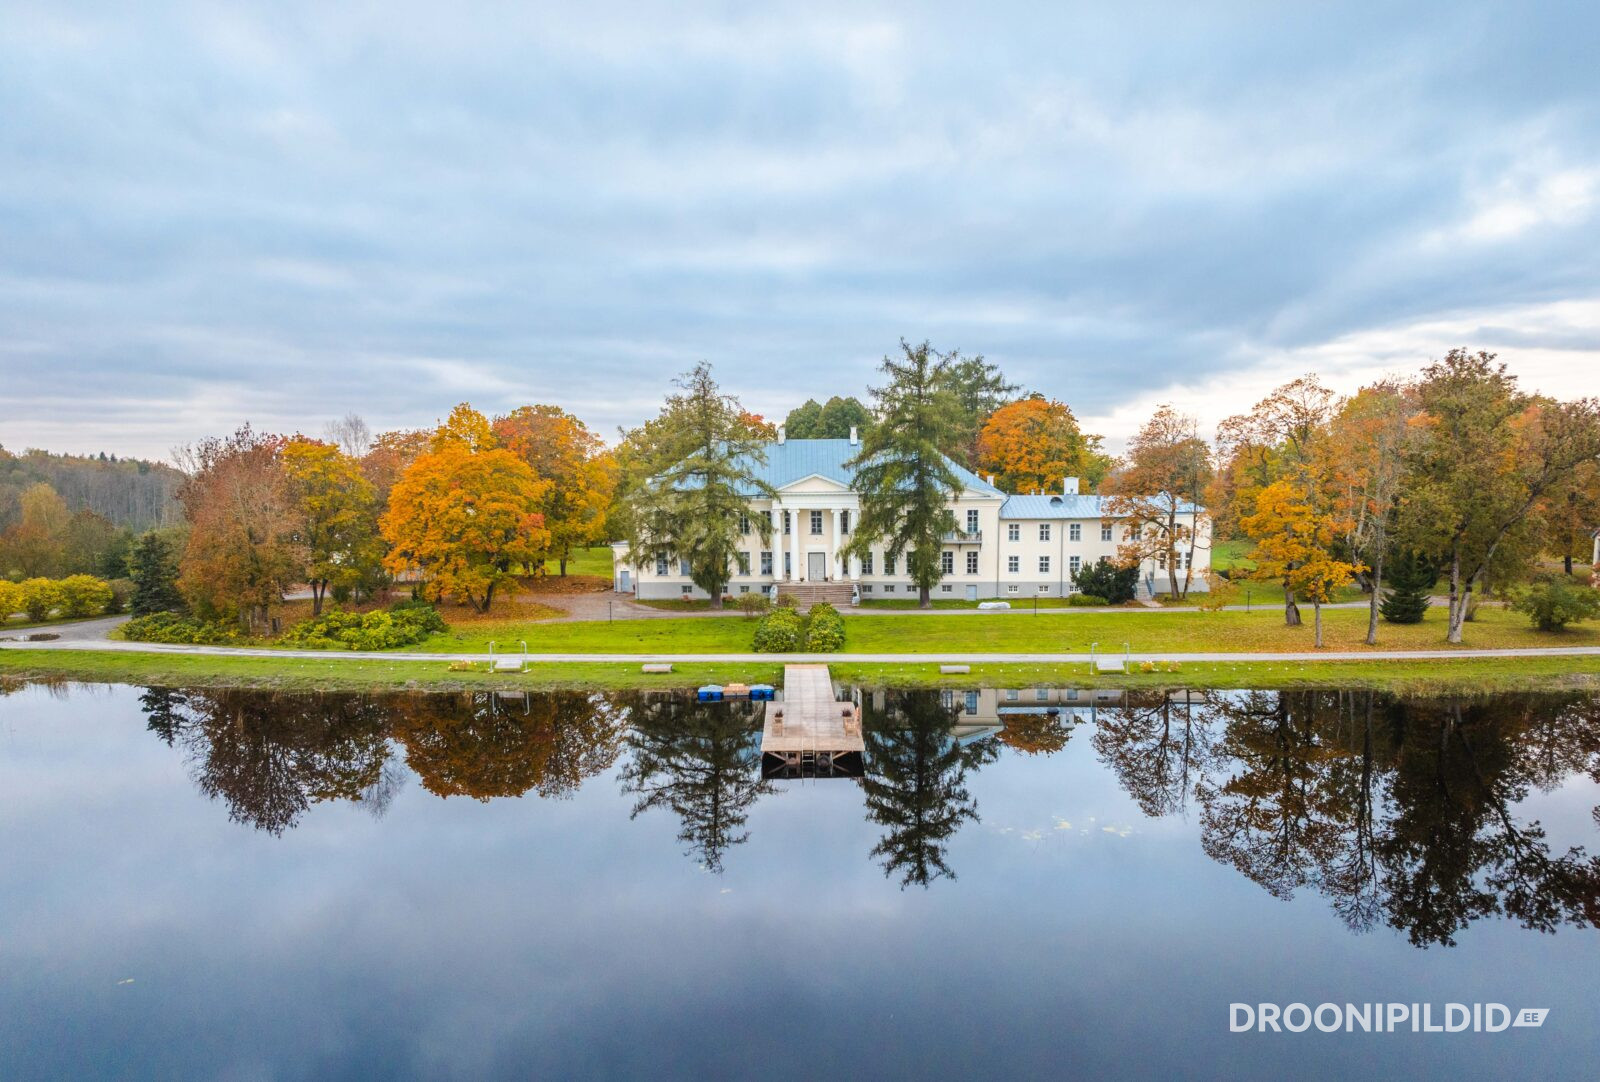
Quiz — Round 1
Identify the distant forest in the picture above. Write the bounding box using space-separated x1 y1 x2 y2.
0 445 182 532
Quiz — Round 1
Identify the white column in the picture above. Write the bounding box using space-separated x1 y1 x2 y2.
830 506 843 581
849 551 862 581
792 508 804 581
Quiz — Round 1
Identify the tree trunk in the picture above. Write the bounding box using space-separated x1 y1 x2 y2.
481 581 496 613
1446 550 1466 644
1313 600 1324 648
311 580 325 617
1565 553 1574 576
919 585 932 609
1365 549 1384 646
709 588 724 611
1283 580 1302 626
559 557 568 577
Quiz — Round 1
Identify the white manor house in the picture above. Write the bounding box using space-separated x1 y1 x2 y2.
611 430 1211 603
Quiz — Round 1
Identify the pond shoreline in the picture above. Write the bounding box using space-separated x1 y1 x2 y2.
6 647 1600 696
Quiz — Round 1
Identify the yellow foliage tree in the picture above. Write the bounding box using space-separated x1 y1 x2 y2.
1240 478 1362 646
283 439 383 614
380 443 551 612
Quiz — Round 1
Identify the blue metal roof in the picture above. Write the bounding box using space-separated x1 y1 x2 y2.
998 494 1203 520
732 439 1003 496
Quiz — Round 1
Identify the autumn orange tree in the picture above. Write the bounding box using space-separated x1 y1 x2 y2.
1323 382 1416 644
175 426 304 631
492 405 615 575
1101 405 1212 599
975 393 1110 493
1240 477 1362 645
381 406 551 612
282 438 383 614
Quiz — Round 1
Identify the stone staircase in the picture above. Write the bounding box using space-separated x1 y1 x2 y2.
776 581 856 611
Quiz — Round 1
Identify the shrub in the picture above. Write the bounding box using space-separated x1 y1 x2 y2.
277 603 448 650
122 612 243 644
18 578 64 622
1073 559 1139 604
773 592 799 609
737 592 771 618
752 608 804 652
57 574 115 617
1067 594 1108 607
804 601 846 652
0 580 20 622
1511 578 1600 632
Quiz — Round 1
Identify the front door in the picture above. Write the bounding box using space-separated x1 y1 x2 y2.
619 569 631 592
808 552 827 580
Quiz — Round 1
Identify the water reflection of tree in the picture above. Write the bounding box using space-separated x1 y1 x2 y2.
141 687 393 835
393 691 626 801
618 696 772 874
997 712 1080 757
1091 692 1217 817
861 691 999 888
1184 689 1600 946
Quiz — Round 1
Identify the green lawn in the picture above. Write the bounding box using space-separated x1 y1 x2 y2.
410 602 1598 655
1211 538 1254 573
559 545 614 577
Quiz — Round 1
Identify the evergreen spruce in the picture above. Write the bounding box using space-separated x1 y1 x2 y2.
1379 549 1434 624
128 531 184 616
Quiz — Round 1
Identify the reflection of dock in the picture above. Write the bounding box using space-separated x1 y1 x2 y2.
761 665 864 779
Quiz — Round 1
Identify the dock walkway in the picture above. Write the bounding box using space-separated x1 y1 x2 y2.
760 664 864 778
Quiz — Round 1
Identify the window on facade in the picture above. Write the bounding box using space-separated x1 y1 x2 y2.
810 510 823 535
1007 584 1019 594
1069 523 1081 541
884 555 896 575
883 584 895 592
739 585 750 593
739 513 750 535
841 510 850 534
1069 555 1081 577
736 552 751 575
964 691 979 715
941 689 954 709
1039 555 1050 574
966 509 979 534
941 550 954 574
760 551 773 575
1039 524 1051 541
1038 584 1050 593
861 584 872 593
1005 689 1019 701
679 558 692 576
941 584 952 593
783 511 792 535
1101 524 1113 541
1036 687 1049 702
784 552 792 577
1007 523 1020 541
1007 555 1020 573
966 551 979 574
655 556 668 576
862 553 874 575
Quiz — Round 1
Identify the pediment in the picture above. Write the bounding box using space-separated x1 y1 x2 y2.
776 473 854 494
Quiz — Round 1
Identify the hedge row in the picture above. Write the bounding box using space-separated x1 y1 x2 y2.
277 603 447 650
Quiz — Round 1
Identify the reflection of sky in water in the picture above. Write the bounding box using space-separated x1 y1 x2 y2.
1 683 1597 1080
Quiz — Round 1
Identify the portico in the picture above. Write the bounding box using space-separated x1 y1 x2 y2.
770 487 858 582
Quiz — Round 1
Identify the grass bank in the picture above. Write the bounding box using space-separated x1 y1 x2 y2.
409 603 1595 655
7 648 1600 696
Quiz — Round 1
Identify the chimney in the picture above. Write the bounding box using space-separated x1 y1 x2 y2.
848 425 858 446
1063 477 1079 495
986 474 995 485
777 425 786 445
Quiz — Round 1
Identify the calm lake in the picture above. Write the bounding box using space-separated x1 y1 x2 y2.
2 680 1597 1080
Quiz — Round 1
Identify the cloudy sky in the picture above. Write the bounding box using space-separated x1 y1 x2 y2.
3 1 1599 460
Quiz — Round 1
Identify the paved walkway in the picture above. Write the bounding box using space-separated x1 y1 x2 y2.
5 638 1598 665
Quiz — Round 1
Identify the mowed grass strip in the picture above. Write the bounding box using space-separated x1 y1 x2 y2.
410 603 1600 655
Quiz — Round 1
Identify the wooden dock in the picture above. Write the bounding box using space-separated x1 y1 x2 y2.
760 664 864 779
